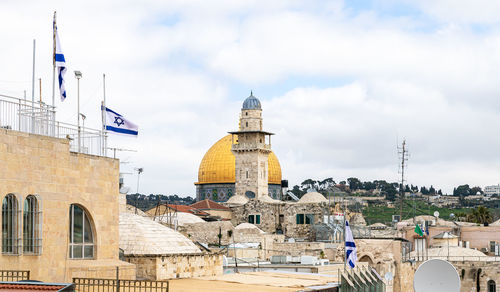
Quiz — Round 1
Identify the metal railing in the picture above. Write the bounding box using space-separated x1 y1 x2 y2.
408 255 500 262
0 94 105 156
73 278 169 292
0 270 30 281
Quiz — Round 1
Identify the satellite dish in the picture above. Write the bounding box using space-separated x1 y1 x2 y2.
450 213 455 219
384 271 393 281
414 259 460 292
433 211 440 218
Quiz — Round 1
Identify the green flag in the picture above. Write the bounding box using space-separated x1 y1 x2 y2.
414 224 424 236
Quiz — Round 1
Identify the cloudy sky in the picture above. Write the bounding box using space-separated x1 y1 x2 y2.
2 0 500 196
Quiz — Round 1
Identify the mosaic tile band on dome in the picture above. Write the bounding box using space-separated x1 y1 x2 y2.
195 134 282 202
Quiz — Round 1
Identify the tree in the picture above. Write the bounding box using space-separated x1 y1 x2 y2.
466 206 492 224
301 179 317 191
362 181 376 190
429 185 436 195
319 177 335 190
438 189 443 195
405 185 411 192
347 177 362 191
470 186 483 196
454 184 470 196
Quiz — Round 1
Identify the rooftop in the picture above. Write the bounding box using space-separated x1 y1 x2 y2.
191 199 231 211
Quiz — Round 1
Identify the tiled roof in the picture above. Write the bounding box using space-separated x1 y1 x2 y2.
0 283 68 291
190 199 230 211
167 204 209 216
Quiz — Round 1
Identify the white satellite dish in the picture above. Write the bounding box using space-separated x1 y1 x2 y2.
384 271 393 281
414 259 460 292
433 211 440 218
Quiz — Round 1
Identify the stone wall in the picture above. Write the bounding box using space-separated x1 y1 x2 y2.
460 226 500 252
230 199 327 240
181 221 234 245
125 253 224 280
272 242 326 258
0 129 132 282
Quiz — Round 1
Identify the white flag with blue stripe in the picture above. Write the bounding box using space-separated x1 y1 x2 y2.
345 220 357 269
54 21 67 101
103 106 138 136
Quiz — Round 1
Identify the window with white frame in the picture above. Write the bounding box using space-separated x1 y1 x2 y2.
69 204 94 259
2 194 20 254
23 195 41 254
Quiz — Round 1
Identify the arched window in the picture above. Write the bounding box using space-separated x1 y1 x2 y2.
489 280 496 292
69 204 94 259
23 195 41 254
2 194 20 254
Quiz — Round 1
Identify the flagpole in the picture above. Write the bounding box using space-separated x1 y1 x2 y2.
102 73 108 156
31 39 36 134
51 11 56 108
343 218 346 271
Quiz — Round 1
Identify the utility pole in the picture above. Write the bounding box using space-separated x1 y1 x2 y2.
398 139 409 220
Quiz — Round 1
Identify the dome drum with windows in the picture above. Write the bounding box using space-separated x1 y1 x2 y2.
195 93 282 202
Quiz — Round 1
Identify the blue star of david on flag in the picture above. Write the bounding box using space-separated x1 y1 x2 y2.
114 117 125 127
103 106 138 136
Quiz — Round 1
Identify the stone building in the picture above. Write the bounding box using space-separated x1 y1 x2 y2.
119 213 223 280
0 129 134 282
194 93 282 202
229 191 329 240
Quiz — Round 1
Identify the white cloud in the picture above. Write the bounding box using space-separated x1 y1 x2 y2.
1 1 500 196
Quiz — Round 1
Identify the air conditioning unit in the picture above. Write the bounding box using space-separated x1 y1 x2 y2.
392 215 401 223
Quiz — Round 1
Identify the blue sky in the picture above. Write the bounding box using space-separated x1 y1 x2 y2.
2 0 500 196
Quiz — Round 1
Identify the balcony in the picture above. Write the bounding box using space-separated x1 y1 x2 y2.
0 93 106 156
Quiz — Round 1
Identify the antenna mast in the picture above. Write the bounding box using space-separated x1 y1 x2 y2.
398 139 409 220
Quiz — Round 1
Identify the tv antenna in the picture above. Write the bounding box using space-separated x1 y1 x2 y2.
107 147 137 159
398 139 409 220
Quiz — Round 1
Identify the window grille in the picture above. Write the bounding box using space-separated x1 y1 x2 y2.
2 194 21 254
69 204 94 259
23 195 42 254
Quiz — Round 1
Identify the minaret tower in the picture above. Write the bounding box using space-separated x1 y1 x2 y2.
230 92 273 199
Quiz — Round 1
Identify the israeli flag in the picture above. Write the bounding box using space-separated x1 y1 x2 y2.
345 220 357 269
103 106 138 136
54 22 67 101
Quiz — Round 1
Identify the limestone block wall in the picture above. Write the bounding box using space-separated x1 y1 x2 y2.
282 202 327 239
231 200 327 239
233 150 270 198
180 221 234 245
231 200 281 234
240 109 262 131
460 226 500 252
125 253 223 280
272 242 326 258
0 129 126 282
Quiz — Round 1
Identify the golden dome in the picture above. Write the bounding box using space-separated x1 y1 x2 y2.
196 135 282 185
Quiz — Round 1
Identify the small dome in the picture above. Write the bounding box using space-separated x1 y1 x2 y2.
242 92 262 110
226 195 249 205
298 192 328 204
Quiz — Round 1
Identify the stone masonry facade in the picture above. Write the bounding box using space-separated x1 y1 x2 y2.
0 129 133 282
